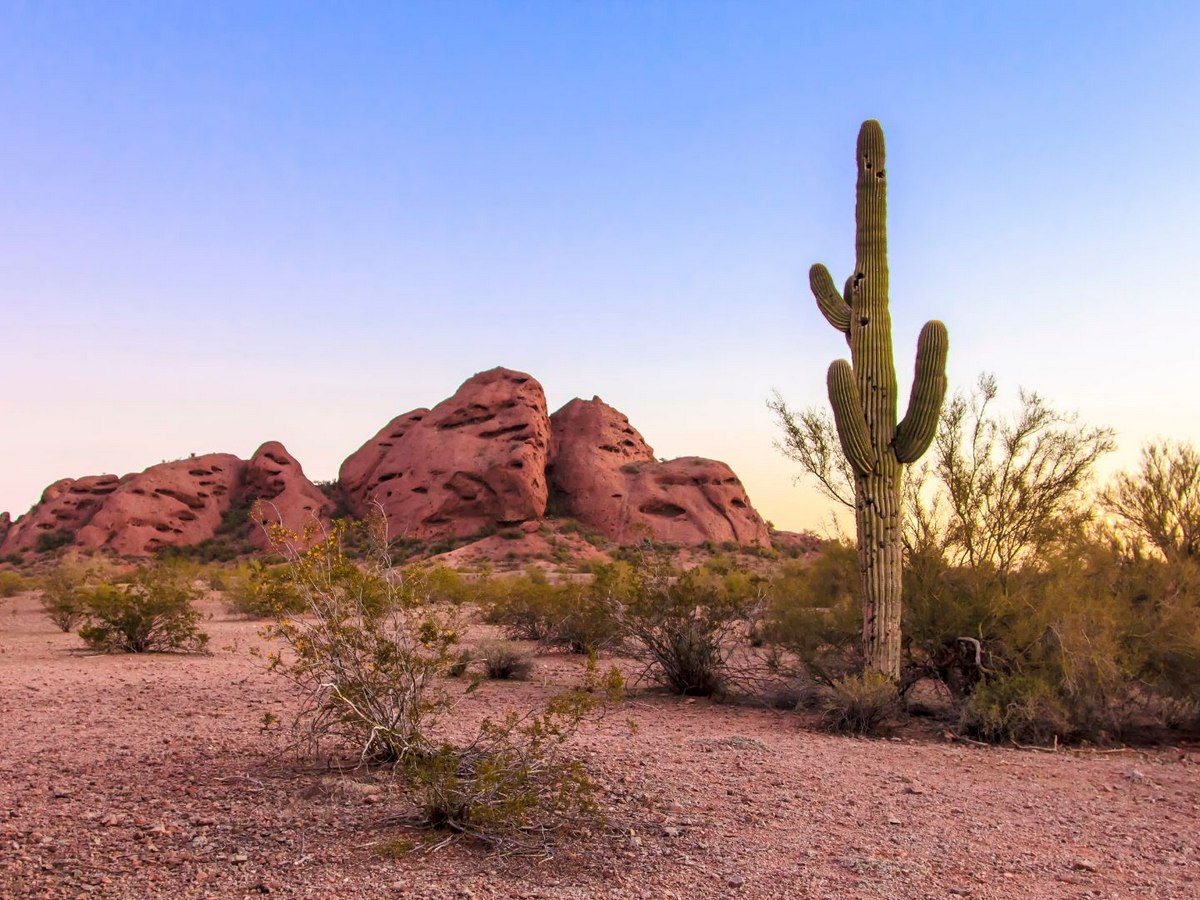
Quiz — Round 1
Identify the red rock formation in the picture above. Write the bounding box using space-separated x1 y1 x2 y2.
0 512 10 550
770 529 823 556
339 368 551 541
548 397 769 547
0 475 123 555
243 441 331 549
74 454 247 556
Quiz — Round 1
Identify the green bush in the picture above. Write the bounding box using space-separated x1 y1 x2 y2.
0 570 30 598
261 516 615 846
476 569 619 653
961 673 1071 745
764 544 862 685
222 561 307 618
38 558 117 632
34 529 74 554
409 693 603 839
78 565 209 653
605 550 760 697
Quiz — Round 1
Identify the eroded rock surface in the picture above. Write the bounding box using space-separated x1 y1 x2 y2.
0 475 123 555
74 454 247 556
548 397 769 547
339 368 551 540
243 441 332 549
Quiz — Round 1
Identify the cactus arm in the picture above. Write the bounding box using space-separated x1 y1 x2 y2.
894 320 949 464
810 263 851 334
827 359 875 475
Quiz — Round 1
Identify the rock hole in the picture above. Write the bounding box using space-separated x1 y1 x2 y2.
412 487 428 494
639 500 688 519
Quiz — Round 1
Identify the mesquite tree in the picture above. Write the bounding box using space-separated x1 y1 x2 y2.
809 120 948 679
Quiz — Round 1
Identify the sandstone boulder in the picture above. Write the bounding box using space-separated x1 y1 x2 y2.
75 454 247 556
243 441 332 549
339 368 551 541
548 397 769 547
0 474 123 555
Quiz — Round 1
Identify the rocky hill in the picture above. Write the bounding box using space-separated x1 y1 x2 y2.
1 367 789 561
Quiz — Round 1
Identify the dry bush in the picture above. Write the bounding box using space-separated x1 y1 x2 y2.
478 640 534 680
261 514 617 845
1105 439 1200 562
409 693 603 838
819 670 899 737
77 564 208 653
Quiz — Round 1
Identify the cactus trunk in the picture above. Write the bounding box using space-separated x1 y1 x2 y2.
810 121 948 680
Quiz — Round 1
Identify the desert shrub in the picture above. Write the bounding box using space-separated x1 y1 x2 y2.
423 565 470 604
409 693 602 838
77 565 209 653
820 670 899 737
0 570 29 598
263 518 462 764
764 544 861 685
223 561 307 617
961 673 1071 744
261 516 614 844
478 640 534 680
1105 440 1200 562
477 572 559 641
38 558 116 632
605 550 760 697
447 648 473 678
477 569 619 653
34 529 75 554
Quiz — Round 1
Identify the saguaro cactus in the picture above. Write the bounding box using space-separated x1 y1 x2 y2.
810 120 948 679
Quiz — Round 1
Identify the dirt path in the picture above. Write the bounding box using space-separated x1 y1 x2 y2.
2 592 1197 899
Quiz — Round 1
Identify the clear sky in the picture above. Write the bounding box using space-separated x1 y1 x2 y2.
2 1 1198 533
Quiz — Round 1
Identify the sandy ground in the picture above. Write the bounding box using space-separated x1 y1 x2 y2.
2 591 1198 899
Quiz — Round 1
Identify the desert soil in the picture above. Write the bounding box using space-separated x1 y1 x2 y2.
2 592 1198 899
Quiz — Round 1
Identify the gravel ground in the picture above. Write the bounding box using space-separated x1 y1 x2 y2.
2 591 1198 899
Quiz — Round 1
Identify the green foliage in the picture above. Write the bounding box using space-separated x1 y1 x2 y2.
408 692 603 838
764 544 862 685
34 529 74 554
0 569 29 598
38 557 117 632
960 673 1070 745
819 670 899 737
1106 440 1200 562
261 516 614 844
476 568 620 653
222 561 307 618
606 549 761 697
263 518 462 764
77 565 209 653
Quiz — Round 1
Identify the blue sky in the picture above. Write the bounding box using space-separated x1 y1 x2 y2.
2 1 1197 531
